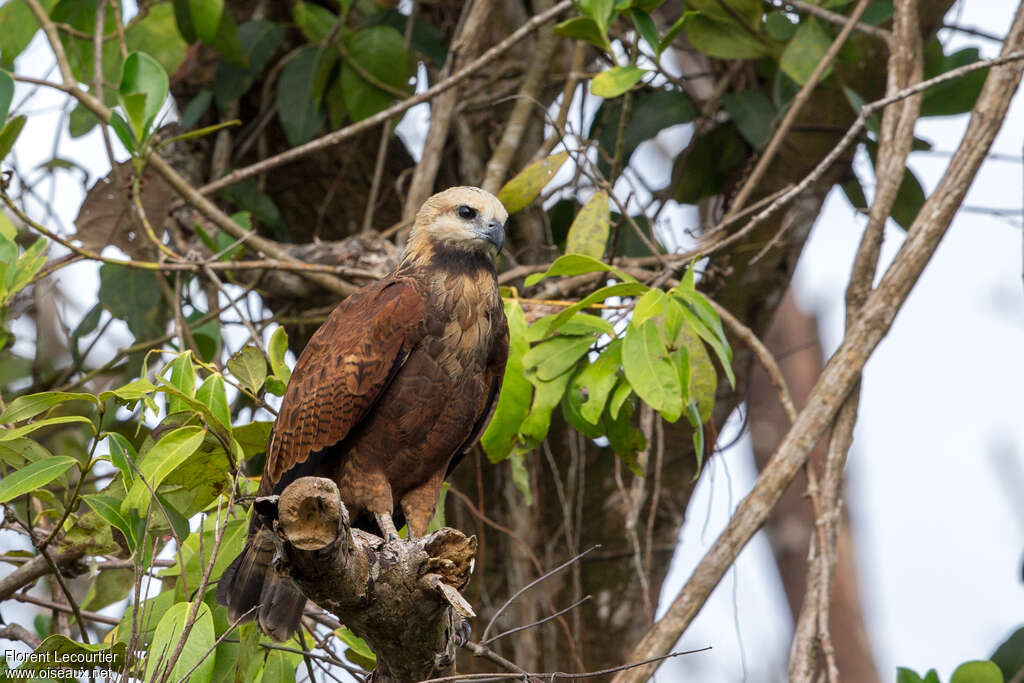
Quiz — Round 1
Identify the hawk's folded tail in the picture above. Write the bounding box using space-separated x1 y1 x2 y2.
215 528 306 641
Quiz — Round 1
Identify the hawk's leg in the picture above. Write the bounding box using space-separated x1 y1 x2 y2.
374 512 401 542
400 470 446 539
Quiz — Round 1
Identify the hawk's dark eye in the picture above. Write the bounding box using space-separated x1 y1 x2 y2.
457 205 477 220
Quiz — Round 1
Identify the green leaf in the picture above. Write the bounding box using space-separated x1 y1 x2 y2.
11 636 125 679
82 566 134 611
82 494 135 551
99 377 158 405
950 661 1004 683
119 52 170 140
213 20 285 108
631 288 668 325
520 370 573 447
0 212 14 240
673 289 735 387
497 151 569 214
0 392 97 423
921 41 988 117
232 421 273 461
574 339 622 424
780 17 832 85
210 6 247 67
0 456 78 503
105 432 137 487
180 90 212 129
524 253 636 287
672 122 746 204
764 11 797 41
0 70 13 122
0 415 94 442
991 626 1024 682
67 104 97 137
722 89 775 149
861 2 895 25
622 319 683 422
1 236 46 299
341 25 411 122
190 0 224 45
553 16 611 52
0 0 55 69
523 335 595 382
591 65 647 98
529 312 614 340
686 0 762 29
293 2 337 42
889 166 926 230
268 326 291 383
371 10 448 67
107 111 136 152
580 0 614 29
195 375 230 429
482 301 532 462
608 376 632 419
70 302 103 366
121 426 207 513
277 45 327 146
98 264 166 340
336 628 377 671
538 281 649 338
165 352 196 415
565 191 610 260
143 600 216 683
631 11 660 54
186 310 221 362
227 345 267 394
683 13 771 59
0 114 26 160
125 4 187 77
172 0 196 43
686 399 705 473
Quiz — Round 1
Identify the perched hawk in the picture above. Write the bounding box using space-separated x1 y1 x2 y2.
217 187 509 640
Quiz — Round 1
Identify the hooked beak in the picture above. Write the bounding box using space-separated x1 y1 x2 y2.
477 219 505 253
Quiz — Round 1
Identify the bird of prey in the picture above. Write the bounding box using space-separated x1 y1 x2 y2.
217 186 509 641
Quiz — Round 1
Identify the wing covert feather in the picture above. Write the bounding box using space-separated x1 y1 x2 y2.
262 279 427 490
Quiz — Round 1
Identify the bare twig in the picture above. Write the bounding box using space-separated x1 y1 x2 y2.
480 545 598 643
483 595 591 645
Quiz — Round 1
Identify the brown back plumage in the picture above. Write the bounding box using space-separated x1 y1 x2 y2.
217 187 509 640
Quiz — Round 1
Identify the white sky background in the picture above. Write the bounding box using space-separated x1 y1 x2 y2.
0 0 1022 681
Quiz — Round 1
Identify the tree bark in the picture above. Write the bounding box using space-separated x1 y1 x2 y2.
264 477 477 683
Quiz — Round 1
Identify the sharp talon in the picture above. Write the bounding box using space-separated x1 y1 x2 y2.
455 619 472 648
